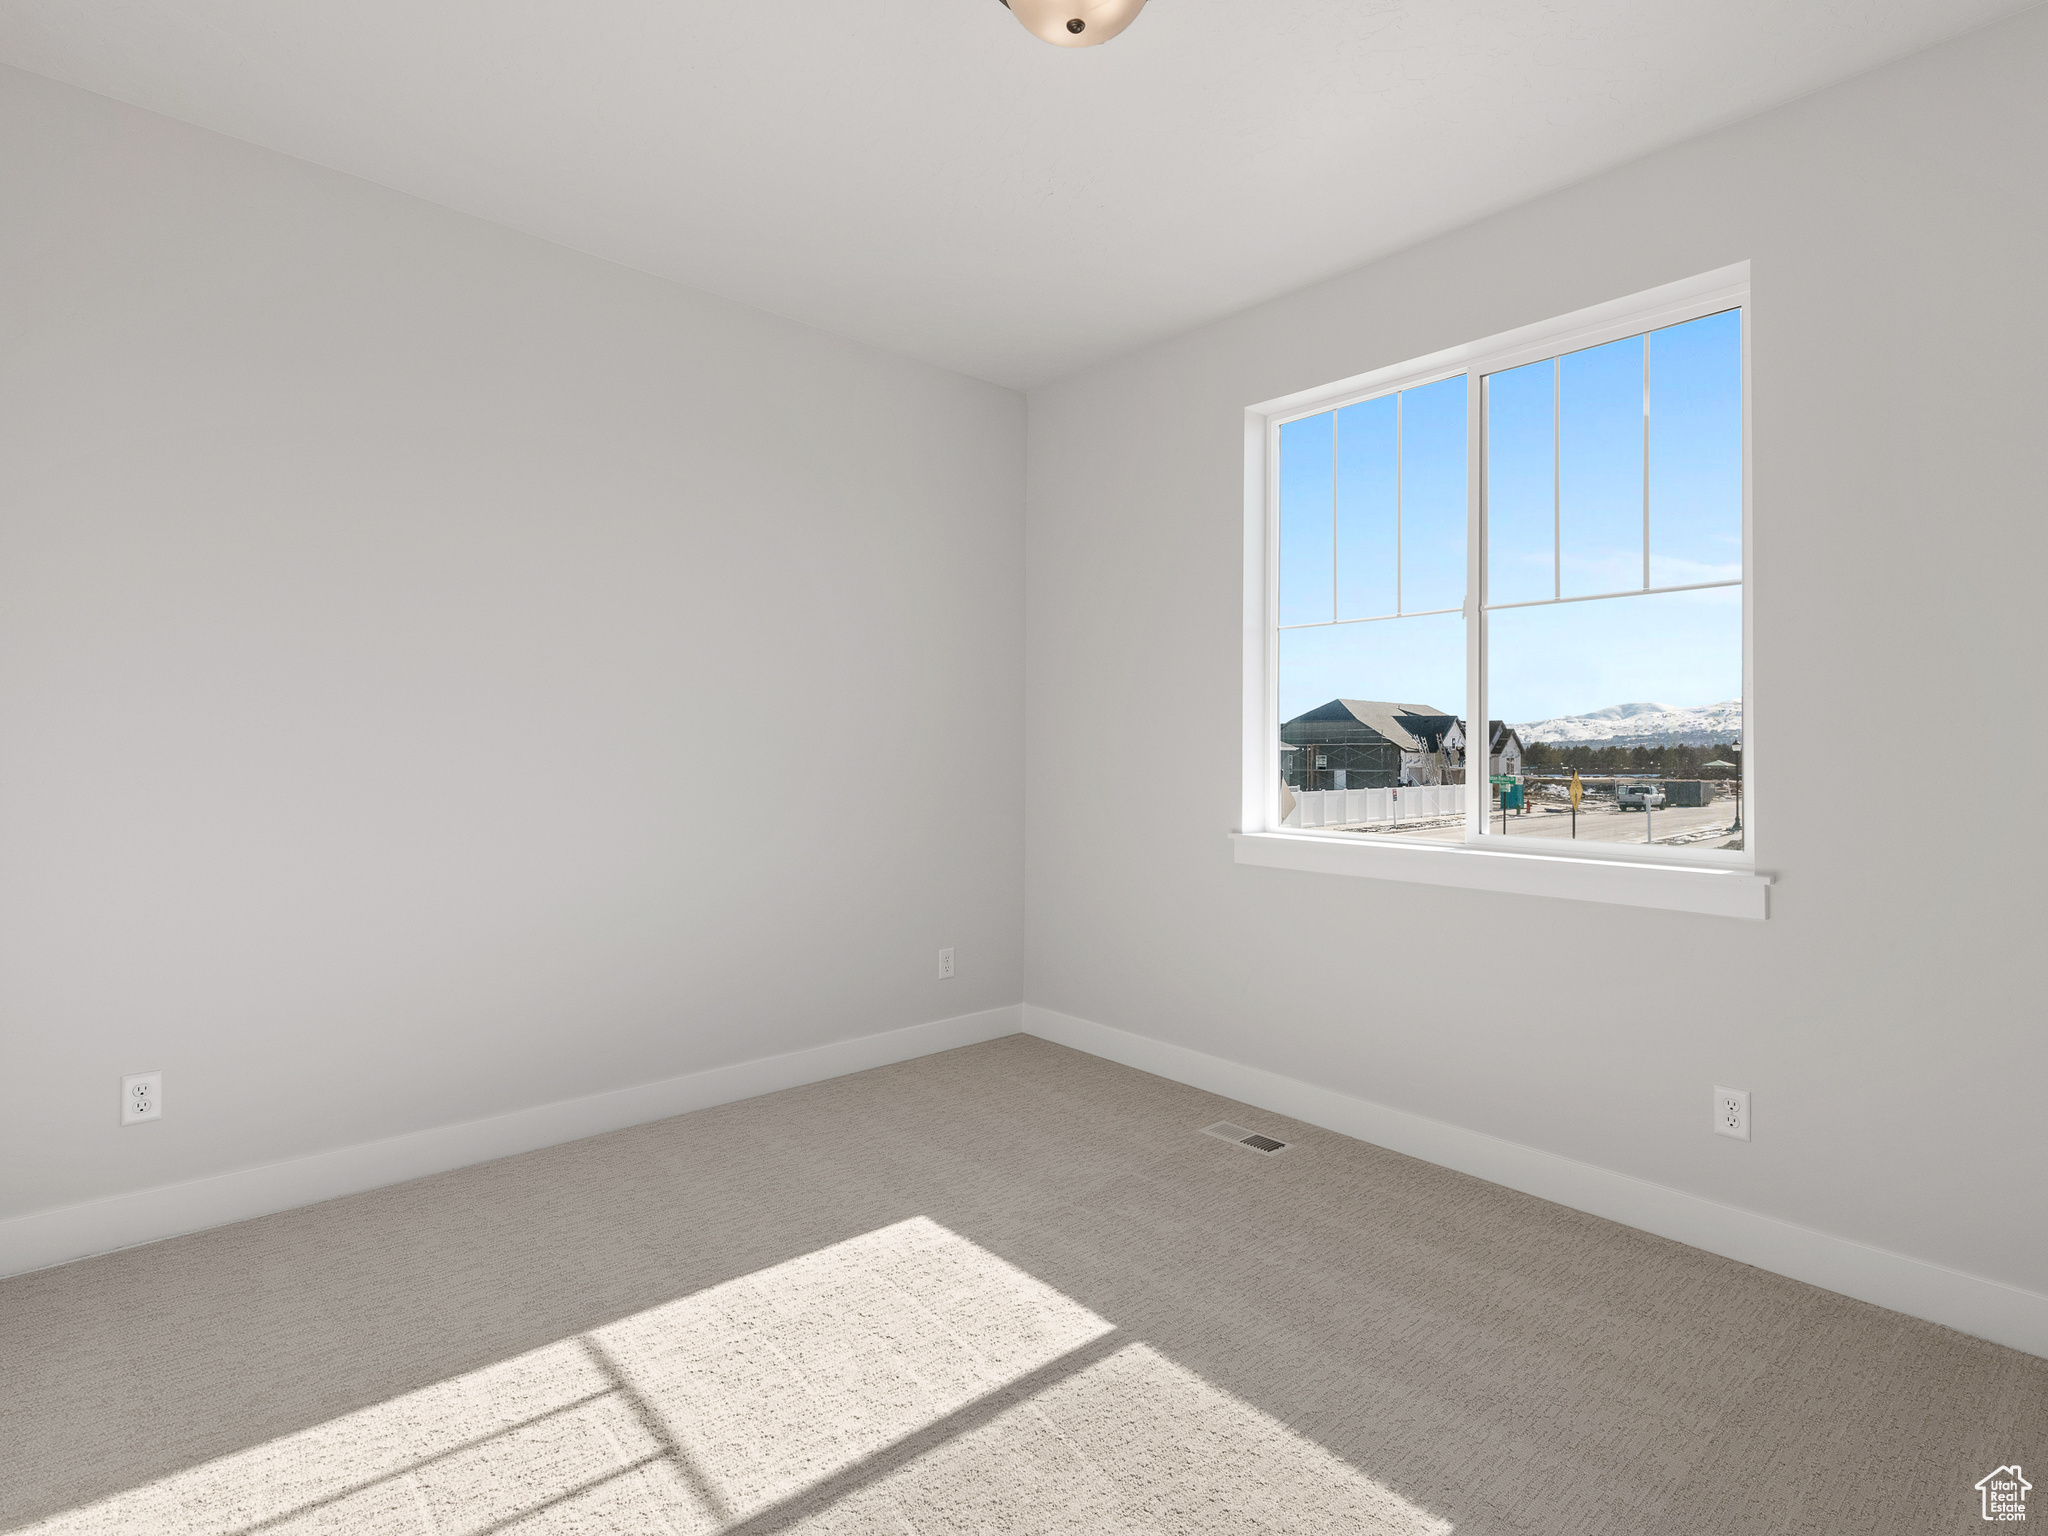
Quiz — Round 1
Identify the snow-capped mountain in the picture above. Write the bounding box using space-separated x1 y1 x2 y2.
1511 700 1741 748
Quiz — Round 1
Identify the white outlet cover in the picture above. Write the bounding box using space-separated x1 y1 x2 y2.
1713 1085 1749 1141
937 947 955 979
122 1071 163 1125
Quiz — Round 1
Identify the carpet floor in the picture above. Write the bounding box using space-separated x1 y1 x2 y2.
2 1035 2040 1534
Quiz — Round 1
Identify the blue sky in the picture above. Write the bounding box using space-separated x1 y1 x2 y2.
1278 309 1741 725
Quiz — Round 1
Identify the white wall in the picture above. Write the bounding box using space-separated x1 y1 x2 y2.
1025 8 2047 1303
0 66 1024 1227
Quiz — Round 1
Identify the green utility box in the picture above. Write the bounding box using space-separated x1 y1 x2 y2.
1501 783 1524 811
1661 780 1711 808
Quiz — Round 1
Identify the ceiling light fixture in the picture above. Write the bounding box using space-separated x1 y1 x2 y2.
998 0 1149 48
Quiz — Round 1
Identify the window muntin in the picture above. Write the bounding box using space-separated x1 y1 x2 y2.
1264 286 1748 867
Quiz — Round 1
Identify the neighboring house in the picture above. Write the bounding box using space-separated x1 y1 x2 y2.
1280 702 1528 789
1280 701 1468 790
1489 722 1525 779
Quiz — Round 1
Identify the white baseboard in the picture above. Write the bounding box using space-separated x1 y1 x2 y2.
1 1004 1024 1279
1023 1004 2048 1360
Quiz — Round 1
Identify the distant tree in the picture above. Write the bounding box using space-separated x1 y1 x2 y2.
1517 740 1738 777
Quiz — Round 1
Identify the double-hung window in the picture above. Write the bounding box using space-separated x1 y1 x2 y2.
1238 266 1767 917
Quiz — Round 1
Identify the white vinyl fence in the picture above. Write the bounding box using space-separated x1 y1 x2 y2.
1283 783 1466 829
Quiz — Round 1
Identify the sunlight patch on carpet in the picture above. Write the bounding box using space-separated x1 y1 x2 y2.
22 1216 1446 1534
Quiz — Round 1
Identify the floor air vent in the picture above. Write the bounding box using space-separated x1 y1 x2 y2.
1201 1121 1291 1155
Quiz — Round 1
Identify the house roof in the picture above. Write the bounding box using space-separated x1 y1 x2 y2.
1288 700 1454 754
1396 714 1460 752
1285 702 1521 756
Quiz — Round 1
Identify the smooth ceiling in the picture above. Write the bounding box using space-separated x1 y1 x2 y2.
0 0 2030 388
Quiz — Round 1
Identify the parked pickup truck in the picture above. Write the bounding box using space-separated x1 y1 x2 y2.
1615 782 1666 810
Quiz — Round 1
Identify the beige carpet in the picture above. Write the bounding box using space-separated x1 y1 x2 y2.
2 1036 2040 1534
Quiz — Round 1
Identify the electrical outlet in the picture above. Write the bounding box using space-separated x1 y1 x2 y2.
122 1072 163 1125
1713 1085 1749 1141
937 947 955 980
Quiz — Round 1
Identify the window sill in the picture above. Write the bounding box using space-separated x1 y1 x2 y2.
1230 831 1770 919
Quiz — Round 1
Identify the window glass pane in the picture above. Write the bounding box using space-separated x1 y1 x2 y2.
1277 412 1333 627
1648 310 1742 587
1277 612 1466 842
1484 586 1742 848
1398 375 1466 613
1334 395 1397 620
1559 335 1645 597
1485 359 1555 606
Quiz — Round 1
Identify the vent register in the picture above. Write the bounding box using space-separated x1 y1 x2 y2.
1201 1122 1291 1156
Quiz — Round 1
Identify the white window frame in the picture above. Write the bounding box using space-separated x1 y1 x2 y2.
1235 263 1770 919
